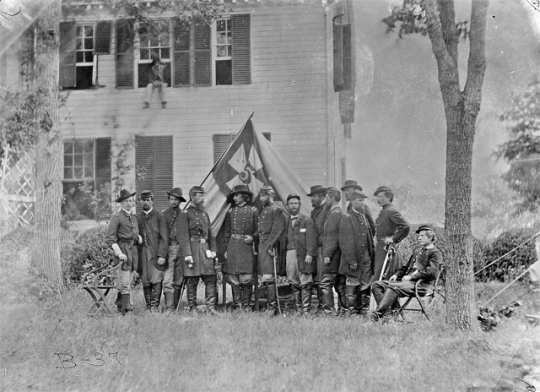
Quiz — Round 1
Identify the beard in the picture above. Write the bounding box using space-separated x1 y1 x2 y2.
143 204 151 211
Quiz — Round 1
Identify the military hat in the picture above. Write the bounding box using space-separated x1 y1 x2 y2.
341 180 363 191
350 190 368 200
115 189 136 203
189 186 205 197
227 184 253 203
140 190 154 199
259 185 275 196
374 186 393 196
307 185 327 196
167 187 186 202
286 194 301 202
415 224 433 234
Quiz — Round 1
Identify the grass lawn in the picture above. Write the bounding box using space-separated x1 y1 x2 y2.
1 234 539 392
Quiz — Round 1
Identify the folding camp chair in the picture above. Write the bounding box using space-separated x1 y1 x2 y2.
81 262 121 317
396 265 446 321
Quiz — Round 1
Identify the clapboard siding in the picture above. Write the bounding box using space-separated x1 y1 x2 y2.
60 4 336 191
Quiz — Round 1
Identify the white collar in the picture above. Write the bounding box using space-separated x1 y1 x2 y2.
144 208 153 215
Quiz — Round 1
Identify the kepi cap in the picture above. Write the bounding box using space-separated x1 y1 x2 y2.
415 224 433 234
259 185 275 196
374 186 393 196
140 190 154 199
189 186 205 197
286 194 301 202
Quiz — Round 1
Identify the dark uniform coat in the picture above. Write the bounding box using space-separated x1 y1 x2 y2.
311 202 329 248
374 204 410 280
105 209 139 271
339 208 375 288
137 209 168 285
256 202 286 275
284 213 318 274
321 204 342 274
223 203 259 274
163 206 191 283
184 205 216 277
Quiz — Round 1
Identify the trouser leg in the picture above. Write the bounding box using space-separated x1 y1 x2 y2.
291 284 302 312
186 277 199 311
266 282 277 314
320 274 336 314
241 284 253 309
346 285 359 315
150 282 162 312
144 84 153 105
372 288 399 321
301 282 313 314
359 288 371 315
371 281 386 306
336 274 347 315
143 286 152 310
203 274 218 312
172 285 182 311
227 274 241 309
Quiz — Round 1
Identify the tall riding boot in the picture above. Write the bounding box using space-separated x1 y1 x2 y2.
164 291 174 312
345 285 359 316
320 284 334 314
115 292 122 312
291 284 302 313
301 283 313 314
120 293 132 314
336 280 348 316
266 283 278 315
143 286 152 311
372 289 399 321
371 283 385 306
231 284 242 309
359 288 371 316
150 282 162 312
240 284 253 310
172 286 182 311
187 280 198 312
205 276 218 313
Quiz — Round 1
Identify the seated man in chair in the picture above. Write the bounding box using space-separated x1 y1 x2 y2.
371 225 442 322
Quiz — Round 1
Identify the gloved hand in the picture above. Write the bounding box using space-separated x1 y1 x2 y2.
206 250 216 259
305 255 313 265
267 248 275 257
185 255 194 268
389 274 398 282
349 263 358 271
138 235 143 245
157 257 166 266
118 253 127 262
323 257 330 265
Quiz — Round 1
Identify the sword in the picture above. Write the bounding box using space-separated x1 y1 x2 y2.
273 252 282 316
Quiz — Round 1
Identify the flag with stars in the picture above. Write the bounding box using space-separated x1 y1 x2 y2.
201 118 309 236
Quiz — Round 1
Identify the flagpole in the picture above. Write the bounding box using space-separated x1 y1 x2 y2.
184 112 255 210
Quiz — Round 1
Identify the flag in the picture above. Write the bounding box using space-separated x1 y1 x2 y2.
201 117 310 236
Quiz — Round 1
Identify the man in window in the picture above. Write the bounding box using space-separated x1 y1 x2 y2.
222 185 258 310
104 189 141 315
137 190 168 312
256 185 286 316
184 186 218 313
143 54 167 109
162 187 191 312
371 225 442 322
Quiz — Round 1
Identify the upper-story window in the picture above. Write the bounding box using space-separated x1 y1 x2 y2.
137 20 171 87
75 25 94 89
216 18 232 85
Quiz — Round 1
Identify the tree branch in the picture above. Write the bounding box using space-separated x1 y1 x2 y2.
436 0 459 65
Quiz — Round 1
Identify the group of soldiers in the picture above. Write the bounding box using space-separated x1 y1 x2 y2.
105 180 442 321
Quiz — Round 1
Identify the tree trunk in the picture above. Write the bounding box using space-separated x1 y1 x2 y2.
32 0 64 291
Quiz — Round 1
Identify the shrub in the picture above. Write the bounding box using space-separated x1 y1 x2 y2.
477 228 536 282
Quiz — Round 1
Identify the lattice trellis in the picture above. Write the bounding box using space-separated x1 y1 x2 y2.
0 145 35 232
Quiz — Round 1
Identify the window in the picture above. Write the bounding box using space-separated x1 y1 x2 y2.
59 21 112 90
138 20 172 88
62 138 111 220
215 18 232 85
135 136 173 212
213 133 271 164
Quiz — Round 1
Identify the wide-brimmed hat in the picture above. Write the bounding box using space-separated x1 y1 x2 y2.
227 185 253 203
341 180 363 191
350 190 368 200
115 189 136 203
167 187 186 202
374 186 392 196
307 185 327 196
415 225 433 234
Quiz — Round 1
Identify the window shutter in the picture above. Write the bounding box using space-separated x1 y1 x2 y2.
333 20 344 92
95 137 112 216
94 21 112 55
193 20 211 86
173 19 191 87
59 22 76 88
116 19 134 88
135 136 172 212
342 24 353 90
232 14 251 85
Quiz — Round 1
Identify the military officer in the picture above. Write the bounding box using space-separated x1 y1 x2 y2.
223 185 258 310
162 187 191 312
339 190 375 316
308 185 329 312
137 190 168 312
373 186 410 282
104 189 141 314
284 194 318 314
256 185 286 315
184 186 218 313
320 187 345 315
341 180 363 213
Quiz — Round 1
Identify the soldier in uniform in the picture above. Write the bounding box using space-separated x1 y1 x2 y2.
308 185 329 312
223 185 258 310
104 189 141 314
371 225 441 321
339 190 375 316
137 190 168 312
320 187 345 315
162 187 191 312
284 194 318 314
341 180 363 213
256 185 286 315
184 186 218 313
373 186 410 282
